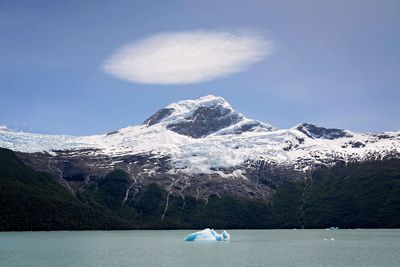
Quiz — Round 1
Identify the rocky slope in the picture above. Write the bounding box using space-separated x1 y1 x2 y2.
1 95 399 202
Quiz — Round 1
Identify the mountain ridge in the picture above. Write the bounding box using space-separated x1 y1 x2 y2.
0 95 399 202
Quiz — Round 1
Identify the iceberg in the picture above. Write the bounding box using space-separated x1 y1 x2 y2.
326 227 339 230
184 228 230 241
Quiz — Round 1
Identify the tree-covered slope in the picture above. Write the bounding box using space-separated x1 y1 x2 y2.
1 147 400 230
0 148 131 230
302 160 400 228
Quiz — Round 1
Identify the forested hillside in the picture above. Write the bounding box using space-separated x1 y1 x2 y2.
1 148 399 230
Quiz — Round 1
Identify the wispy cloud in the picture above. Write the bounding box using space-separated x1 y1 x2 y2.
102 30 274 85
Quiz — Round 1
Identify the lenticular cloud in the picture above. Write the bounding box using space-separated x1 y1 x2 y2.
102 30 274 85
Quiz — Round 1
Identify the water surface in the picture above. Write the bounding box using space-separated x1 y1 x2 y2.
1 229 399 266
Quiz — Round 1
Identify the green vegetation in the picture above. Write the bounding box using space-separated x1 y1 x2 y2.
303 160 400 228
0 148 132 231
270 182 304 228
266 159 400 229
1 147 400 230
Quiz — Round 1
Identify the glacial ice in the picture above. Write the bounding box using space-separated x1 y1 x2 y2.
1 95 399 178
184 228 230 241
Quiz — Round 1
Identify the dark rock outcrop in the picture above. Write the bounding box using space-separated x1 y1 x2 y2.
144 108 174 126
296 123 352 139
166 105 242 138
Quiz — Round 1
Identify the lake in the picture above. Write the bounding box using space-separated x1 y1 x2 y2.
1 229 399 266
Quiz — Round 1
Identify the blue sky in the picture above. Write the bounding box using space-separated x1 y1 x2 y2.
0 0 399 135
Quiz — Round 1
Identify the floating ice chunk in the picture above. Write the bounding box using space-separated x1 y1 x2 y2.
325 227 339 230
184 228 230 241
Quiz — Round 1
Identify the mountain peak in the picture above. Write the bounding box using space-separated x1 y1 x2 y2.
166 95 232 115
295 123 353 140
143 95 272 138
143 95 231 126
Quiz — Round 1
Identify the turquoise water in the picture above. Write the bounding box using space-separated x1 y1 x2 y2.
1 229 399 266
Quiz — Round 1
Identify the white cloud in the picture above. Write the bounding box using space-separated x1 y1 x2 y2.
102 30 274 85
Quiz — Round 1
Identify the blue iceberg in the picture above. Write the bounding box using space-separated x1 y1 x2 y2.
184 228 230 241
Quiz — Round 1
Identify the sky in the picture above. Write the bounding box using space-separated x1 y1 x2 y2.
0 0 399 135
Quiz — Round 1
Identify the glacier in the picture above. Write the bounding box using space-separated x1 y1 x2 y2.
183 228 230 241
0 95 399 202
0 95 399 177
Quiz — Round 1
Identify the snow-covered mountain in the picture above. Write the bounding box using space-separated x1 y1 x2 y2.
1 95 399 200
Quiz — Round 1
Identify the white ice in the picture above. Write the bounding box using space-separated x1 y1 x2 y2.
183 228 230 241
0 95 399 178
